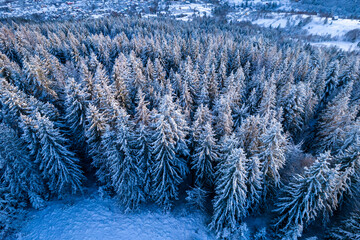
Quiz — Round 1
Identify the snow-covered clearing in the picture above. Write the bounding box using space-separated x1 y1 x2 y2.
168 3 213 21
233 11 360 39
14 190 215 240
305 17 360 37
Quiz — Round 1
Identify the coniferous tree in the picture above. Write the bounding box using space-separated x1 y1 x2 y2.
213 95 233 138
21 113 83 197
105 109 145 212
150 94 189 209
64 78 89 149
210 147 248 238
246 156 263 212
257 119 287 197
0 124 45 209
85 104 109 185
273 152 337 239
317 82 355 153
131 89 153 196
191 122 218 189
112 53 131 110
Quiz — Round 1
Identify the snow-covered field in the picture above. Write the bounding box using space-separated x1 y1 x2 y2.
14 190 215 240
167 3 213 21
229 9 360 51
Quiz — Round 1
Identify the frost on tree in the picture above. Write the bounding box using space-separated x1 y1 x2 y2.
21 113 83 197
131 89 153 197
274 152 338 239
329 211 360 240
104 108 145 212
64 78 89 149
257 119 287 197
0 123 45 209
85 104 109 185
246 156 263 212
150 94 189 210
317 82 355 153
210 147 248 238
191 122 218 189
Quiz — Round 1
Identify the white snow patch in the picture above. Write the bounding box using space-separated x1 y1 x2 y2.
15 191 215 240
305 17 360 37
311 41 360 51
168 3 213 21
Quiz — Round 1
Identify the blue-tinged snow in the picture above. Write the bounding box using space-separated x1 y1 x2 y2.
15 189 215 240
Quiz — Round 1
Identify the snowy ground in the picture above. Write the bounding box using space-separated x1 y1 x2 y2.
228 9 360 51
310 41 360 52
13 189 215 240
167 3 213 21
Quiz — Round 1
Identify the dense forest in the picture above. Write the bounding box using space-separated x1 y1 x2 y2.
0 17 359 239
293 0 360 18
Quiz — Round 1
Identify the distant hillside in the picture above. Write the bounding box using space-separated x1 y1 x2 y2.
293 0 360 18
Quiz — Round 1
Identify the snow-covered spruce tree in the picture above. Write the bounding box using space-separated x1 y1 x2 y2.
210 147 248 238
64 78 89 149
237 114 265 158
246 156 263 213
0 189 26 239
21 113 83 197
185 185 208 211
321 60 339 106
0 123 45 209
213 95 234 138
257 75 276 118
150 94 189 210
103 107 145 212
317 82 355 153
112 53 131 110
22 55 58 102
273 152 337 239
131 89 153 197
328 211 360 240
85 104 109 185
0 79 59 129
191 122 218 189
281 83 306 138
192 104 213 144
332 129 360 200
257 118 287 198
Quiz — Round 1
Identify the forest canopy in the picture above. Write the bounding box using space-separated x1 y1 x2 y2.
0 16 360 239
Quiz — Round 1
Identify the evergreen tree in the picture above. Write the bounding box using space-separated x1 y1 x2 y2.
321 60 339 105
257 75 276 118
64 78 89 149
21 113 83 197
0 124 45 209
246 156 263 212
112 53 131 109
282 83 306 137
191 122 218 189
131 89 153 196
210 147 248 238
150 94 189 209
317 82 355 153
213 95 233 138
273 152 337 239
105 110 145 212
257 119 287 197
85 104 109 185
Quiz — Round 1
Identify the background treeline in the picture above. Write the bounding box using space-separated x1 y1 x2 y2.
292 0 360 18
0 17 360 239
